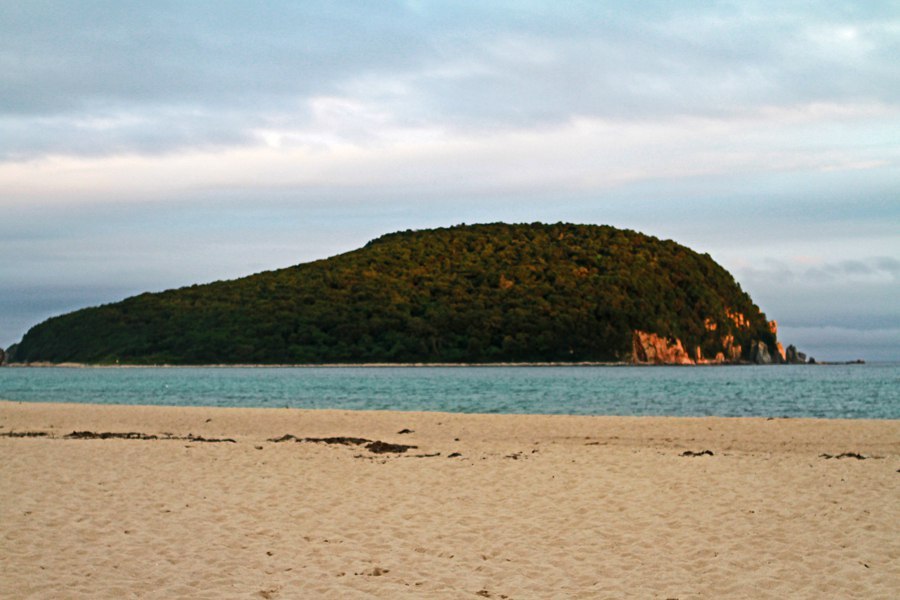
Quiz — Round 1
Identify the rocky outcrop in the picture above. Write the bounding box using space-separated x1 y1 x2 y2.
632 330 792 366
0 347 5 366
768 321 786 363
726 309 750 329
722 335 742 362
750 340 773 364
775 342 786 363
785 344 808 364
631 331 694 365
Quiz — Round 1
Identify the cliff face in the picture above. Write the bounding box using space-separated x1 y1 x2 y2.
632 318 782 365
631 330 768 365
631 331 694 365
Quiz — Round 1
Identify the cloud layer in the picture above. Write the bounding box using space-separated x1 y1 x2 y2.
3 1 899 160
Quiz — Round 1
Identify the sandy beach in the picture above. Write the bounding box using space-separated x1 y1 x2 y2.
1 400 898 598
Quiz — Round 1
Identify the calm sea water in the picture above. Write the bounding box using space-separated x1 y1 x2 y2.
1 363 898 419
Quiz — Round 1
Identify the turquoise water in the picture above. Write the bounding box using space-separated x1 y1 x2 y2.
1 363 898 419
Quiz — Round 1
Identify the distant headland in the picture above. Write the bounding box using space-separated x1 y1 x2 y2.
4 223 819 366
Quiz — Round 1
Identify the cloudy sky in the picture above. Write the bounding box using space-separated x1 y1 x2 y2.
2 1 898 360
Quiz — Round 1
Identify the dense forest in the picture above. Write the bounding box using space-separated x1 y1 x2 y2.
10 223 778 364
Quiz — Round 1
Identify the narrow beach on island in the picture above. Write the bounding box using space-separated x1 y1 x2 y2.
2 400 898 598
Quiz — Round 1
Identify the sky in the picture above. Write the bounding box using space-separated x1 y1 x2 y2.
2 1 898 360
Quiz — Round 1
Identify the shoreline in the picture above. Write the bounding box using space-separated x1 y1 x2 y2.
5 360 633 368
6 396 899 423
3 397 899 423
1 360 868 368
3 398 899 430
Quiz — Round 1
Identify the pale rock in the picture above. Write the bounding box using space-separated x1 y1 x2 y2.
722 335 742 362
750 340 773 365
631 331 694 365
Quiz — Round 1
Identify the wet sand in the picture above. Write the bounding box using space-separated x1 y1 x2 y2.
1 400 898 598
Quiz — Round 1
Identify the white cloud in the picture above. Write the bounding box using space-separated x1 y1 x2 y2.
3 2 899 160
2 100 896 206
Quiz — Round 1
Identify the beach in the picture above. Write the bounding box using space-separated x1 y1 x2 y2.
1 400 898 598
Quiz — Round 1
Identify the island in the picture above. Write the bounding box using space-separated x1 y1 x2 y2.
6 222 805 366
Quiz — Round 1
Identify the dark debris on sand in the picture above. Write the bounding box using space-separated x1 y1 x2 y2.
64 431 236 443
0 431 49 437
268 434 417 454
183 433 237 443
366 440 417 454
820 452 879 460
268 435 371 446
680 450 714 457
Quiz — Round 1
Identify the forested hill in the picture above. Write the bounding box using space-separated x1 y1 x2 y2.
10 223 780 365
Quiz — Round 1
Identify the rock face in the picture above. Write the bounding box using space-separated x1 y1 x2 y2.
768 321 786 363
721 335 743 363
785 345 808 364
632 330 786 366
633 317 789 366
0 347 5 366
750 340 773 364
631 331 694 365
631 330 775 365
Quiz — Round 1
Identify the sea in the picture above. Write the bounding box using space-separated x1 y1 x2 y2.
1 363 898 419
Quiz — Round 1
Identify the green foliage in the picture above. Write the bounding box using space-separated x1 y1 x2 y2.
14 223 777 364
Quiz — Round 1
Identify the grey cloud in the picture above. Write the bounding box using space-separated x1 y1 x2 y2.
1 2 429 115
0 110 256 159
730 255 899 354
347 1 900 125
777 325 900 362
1 1 436 157
2 1 899 158
872 256 900 276
776 258 900 284
739 256 900 286
817 258 900 279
